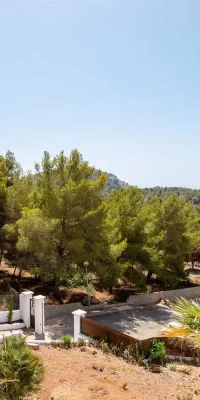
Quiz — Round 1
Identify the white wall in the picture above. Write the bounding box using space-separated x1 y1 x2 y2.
0 309 21 324
127 286 200 306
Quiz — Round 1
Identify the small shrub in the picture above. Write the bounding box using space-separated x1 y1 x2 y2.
88 337 94 347
110 343 123 356
149 339 166 365
61 336 72 348
99 340 110 354
123 343 144 364
77 338 86 347
169 364 177 372
123 347 135 363
133 343 145 363
177 395 193 400
8 296 13 324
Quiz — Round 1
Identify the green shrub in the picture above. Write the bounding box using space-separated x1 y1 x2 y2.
61 336 72 348
99 339 110 353
110 343 123 356
8 296 13 324
149 339 166 365
122 343 144 363
0 335 44 400
88 338 144 363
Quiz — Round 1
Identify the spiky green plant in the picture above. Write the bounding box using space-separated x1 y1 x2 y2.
0 335 44 400
161 297 200 349
8 296 13 324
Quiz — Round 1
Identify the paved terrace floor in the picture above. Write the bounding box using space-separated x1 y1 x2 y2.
89 304 175 340
44 304 174 341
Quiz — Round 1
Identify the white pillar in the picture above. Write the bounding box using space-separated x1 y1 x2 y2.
21 291 34 328
34 295 45 340
72 309 87 341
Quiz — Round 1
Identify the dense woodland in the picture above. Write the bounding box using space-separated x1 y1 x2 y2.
0 150 200 293
141 186 200 206
105 175 200 206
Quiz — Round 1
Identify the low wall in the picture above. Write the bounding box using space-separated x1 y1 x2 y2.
127 286 200 306
45 302 124 319
45 302 83 319
0 322 25 332
44 286 200 319
0 309 21 324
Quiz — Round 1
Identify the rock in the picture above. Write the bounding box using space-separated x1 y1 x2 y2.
149 364 162 373
81 295 100 306
80 346 87 352
27 343 40 350
92 365 105 372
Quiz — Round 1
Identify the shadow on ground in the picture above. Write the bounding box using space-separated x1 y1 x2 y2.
89 305 174 340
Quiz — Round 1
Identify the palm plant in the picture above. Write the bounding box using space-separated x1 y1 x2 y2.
0 335 44 400
161 297 200 349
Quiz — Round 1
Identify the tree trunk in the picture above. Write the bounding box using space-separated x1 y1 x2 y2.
54 274 60 290
18 267 22 281
156 275 160 283
0 247 3 267
11 265 17 282
146 270 153 283
192 260 195 269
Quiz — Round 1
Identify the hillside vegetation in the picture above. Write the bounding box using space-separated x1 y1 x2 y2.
102 175 200 208
141 186 200 205
0 149 200 295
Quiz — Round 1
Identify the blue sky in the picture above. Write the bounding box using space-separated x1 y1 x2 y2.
0 0 200 188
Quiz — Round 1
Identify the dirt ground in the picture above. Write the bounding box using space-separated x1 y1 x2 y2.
35 346 200 400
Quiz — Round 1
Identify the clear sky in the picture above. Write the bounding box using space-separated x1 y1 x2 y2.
0 0 200 188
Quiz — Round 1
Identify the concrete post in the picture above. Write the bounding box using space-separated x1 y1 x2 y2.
21 291 34 328
34 295 45 340
72 309 87 341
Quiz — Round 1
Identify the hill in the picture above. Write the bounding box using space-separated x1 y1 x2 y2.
141 186 200 205
92 170 129 195
102 173 200 206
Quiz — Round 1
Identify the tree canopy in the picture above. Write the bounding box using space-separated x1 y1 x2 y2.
1 149 200 291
